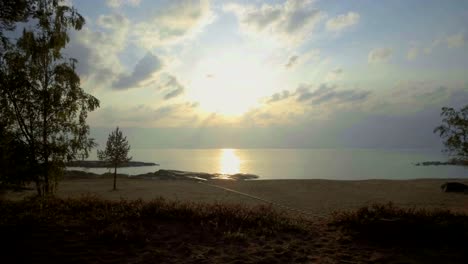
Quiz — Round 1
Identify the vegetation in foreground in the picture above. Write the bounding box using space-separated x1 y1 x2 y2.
331 203 468 263
0 196 315 263
1 198 468 263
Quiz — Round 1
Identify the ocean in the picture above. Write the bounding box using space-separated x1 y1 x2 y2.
68 148 468 180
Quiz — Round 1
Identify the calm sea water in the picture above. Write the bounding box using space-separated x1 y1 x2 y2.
69 148 468 180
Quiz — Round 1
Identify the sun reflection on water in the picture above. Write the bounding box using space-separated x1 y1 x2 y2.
219 149 241 176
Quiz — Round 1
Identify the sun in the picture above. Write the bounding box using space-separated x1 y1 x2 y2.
187 48 277 116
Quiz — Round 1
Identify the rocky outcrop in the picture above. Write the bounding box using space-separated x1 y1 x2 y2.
133 170 259 181
65 169 259 181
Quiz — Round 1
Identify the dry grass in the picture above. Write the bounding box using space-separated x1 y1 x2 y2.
0 196 317 263
329 203 468 263
331 202 468 246
3 190 468 263
0 195 307 238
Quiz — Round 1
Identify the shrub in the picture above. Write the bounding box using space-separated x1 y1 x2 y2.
330 203 468 247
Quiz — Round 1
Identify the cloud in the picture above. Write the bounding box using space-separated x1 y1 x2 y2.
368 47 393 64
66 14 130 90
224 0 324 45
133 0 214 48
423 38 441 54
96 13 129 29
157 75 185 100
232 3 282 31
367 80 466 115
89 102 199 127
265 83 370 106
113 52 163 90
423 33 464 54
284 49 320 69
267 90 290 103
165 87 184 100
325 68 343 81
407 46 419 60
285 55 299 68
446 32 465 48
325 12 360 32
296 84 371 105
106 0 141 8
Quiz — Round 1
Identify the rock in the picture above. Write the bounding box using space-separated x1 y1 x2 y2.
228 173 259 180
441 182 468 193
134 169 259 181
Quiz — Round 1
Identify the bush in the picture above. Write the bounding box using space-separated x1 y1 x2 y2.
330 203 468 247
0 196 307 242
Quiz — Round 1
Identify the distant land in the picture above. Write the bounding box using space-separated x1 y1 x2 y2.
66 160 159 168
415 159 468 166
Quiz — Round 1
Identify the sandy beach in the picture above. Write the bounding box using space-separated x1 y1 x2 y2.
3 177 468 263
6 177 468 218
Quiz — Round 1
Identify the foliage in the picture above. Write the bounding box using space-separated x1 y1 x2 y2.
0 0 99 195
0 196 305 237
98 127 132 190
434 105 468 161
0 0 33 49
0 196 308 262
330 203 468 247
0 125 32 186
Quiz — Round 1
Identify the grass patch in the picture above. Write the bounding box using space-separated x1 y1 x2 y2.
0 195 306 241
0 196 313 263
330 203 468 247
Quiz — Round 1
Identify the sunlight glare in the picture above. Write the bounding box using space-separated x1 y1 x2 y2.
188 48 279 116
219 149 241 175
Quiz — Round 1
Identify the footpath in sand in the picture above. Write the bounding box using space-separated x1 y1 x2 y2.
6 177 468 218
4 177 468 263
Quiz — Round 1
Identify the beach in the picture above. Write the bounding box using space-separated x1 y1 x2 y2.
4 176 468 263
5 177 468 218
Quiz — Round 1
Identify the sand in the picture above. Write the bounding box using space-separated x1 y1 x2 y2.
4 177 468 263
5 177 468 218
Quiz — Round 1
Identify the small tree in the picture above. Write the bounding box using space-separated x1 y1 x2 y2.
98 127 132 190
434 105 468 162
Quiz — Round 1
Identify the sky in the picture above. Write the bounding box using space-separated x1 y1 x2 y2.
62 0 468 148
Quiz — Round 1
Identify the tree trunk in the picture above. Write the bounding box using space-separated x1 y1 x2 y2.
35 177 42 197
113 165 117 190
44 162 49 195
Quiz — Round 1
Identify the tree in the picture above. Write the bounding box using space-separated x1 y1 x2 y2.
434 105 468 161
0 0 99 196
98 127 132 191
0 125 32 186
0 0 33 49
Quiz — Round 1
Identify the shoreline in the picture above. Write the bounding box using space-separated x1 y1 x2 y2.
65 169 260 181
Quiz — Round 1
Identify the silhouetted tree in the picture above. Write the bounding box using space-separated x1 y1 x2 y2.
98 127 132 191
434 105 468 161
0 123 32 186
0 0 99 196
0 0 33 49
